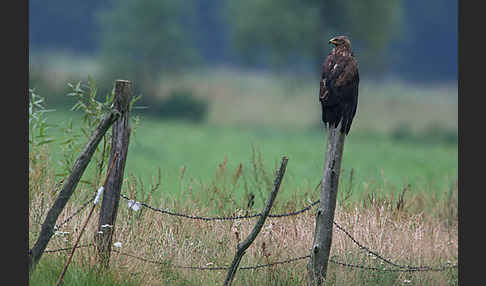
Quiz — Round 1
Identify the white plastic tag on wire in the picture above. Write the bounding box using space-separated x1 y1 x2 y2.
94 186 104 205
127 199 141 211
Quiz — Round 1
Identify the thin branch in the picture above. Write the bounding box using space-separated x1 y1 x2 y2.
223 156 288 286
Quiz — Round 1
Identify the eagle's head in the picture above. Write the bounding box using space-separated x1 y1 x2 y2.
329 36 351 50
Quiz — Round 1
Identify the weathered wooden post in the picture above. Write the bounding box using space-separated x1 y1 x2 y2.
95 80 132 268
308 123 346 285
223 156 288 286
28 110 119 272
55 152 118 286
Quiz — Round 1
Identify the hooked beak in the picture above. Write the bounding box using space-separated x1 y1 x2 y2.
329 38 339 45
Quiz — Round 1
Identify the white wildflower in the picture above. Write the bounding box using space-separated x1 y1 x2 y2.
403 279 412 284
113 242 122 248
101 224 113 228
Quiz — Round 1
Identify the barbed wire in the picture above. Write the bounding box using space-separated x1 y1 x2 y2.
120 194 319 221
42 182 456 275
119 193 456 272
55 195 96 230
112 249 310 271
44 244 93 253
47 245 455 273
268 200 320 218
111 249 227 270
329 258 457 272
121 194 261 221
240 255 311 270
268 181 321 218
331 221 457 271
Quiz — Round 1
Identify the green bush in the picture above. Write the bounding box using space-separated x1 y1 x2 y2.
391 122 457 145
421 122 457 144
390 122 413 141
136 89 208 122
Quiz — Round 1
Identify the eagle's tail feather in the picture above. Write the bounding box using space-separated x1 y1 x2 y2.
341 103 356 135
322 105 343 132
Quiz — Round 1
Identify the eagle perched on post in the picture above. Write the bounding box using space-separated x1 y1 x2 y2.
319 35 359 135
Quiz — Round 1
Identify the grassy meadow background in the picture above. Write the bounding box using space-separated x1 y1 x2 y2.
37 61 458 205
29 54 458 285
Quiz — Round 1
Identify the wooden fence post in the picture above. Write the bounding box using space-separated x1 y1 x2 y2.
28 110 119 272
223 156 288 286
95 80 132 268
308 124 346 285
55 152 118 286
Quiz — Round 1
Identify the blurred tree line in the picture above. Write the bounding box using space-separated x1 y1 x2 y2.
30 0 456 83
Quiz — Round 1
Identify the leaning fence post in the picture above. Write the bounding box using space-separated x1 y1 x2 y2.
95 80 132 268
28 110 119 272
223 156 288 286
308 124 346 285
55 152 118 286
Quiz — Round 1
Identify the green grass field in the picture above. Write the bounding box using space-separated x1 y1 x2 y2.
33 66 457 205
43 107 457 207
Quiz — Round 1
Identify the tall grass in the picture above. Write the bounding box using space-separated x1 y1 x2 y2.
29 255 139 286
29 148 457 285
29 64 457 284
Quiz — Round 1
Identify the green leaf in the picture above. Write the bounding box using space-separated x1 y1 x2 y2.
37 138 55 146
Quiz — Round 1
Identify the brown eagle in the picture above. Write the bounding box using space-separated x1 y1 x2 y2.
319 35 359 135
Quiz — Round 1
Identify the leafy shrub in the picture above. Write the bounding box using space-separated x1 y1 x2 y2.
137 89 208 122
28 67 81 109
55 79 116 181
28 78 141 191
29 89 56 148
421 123 457 145
391 122 457 145
390 122 413 141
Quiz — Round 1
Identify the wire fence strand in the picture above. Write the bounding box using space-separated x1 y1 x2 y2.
329 258 457 272
55 195 96 230
118 193 456 272
120 194 319 221
41 181 456 275
112 249 310 271
44 244 93 253
331 221 455 271
45 245 456 273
